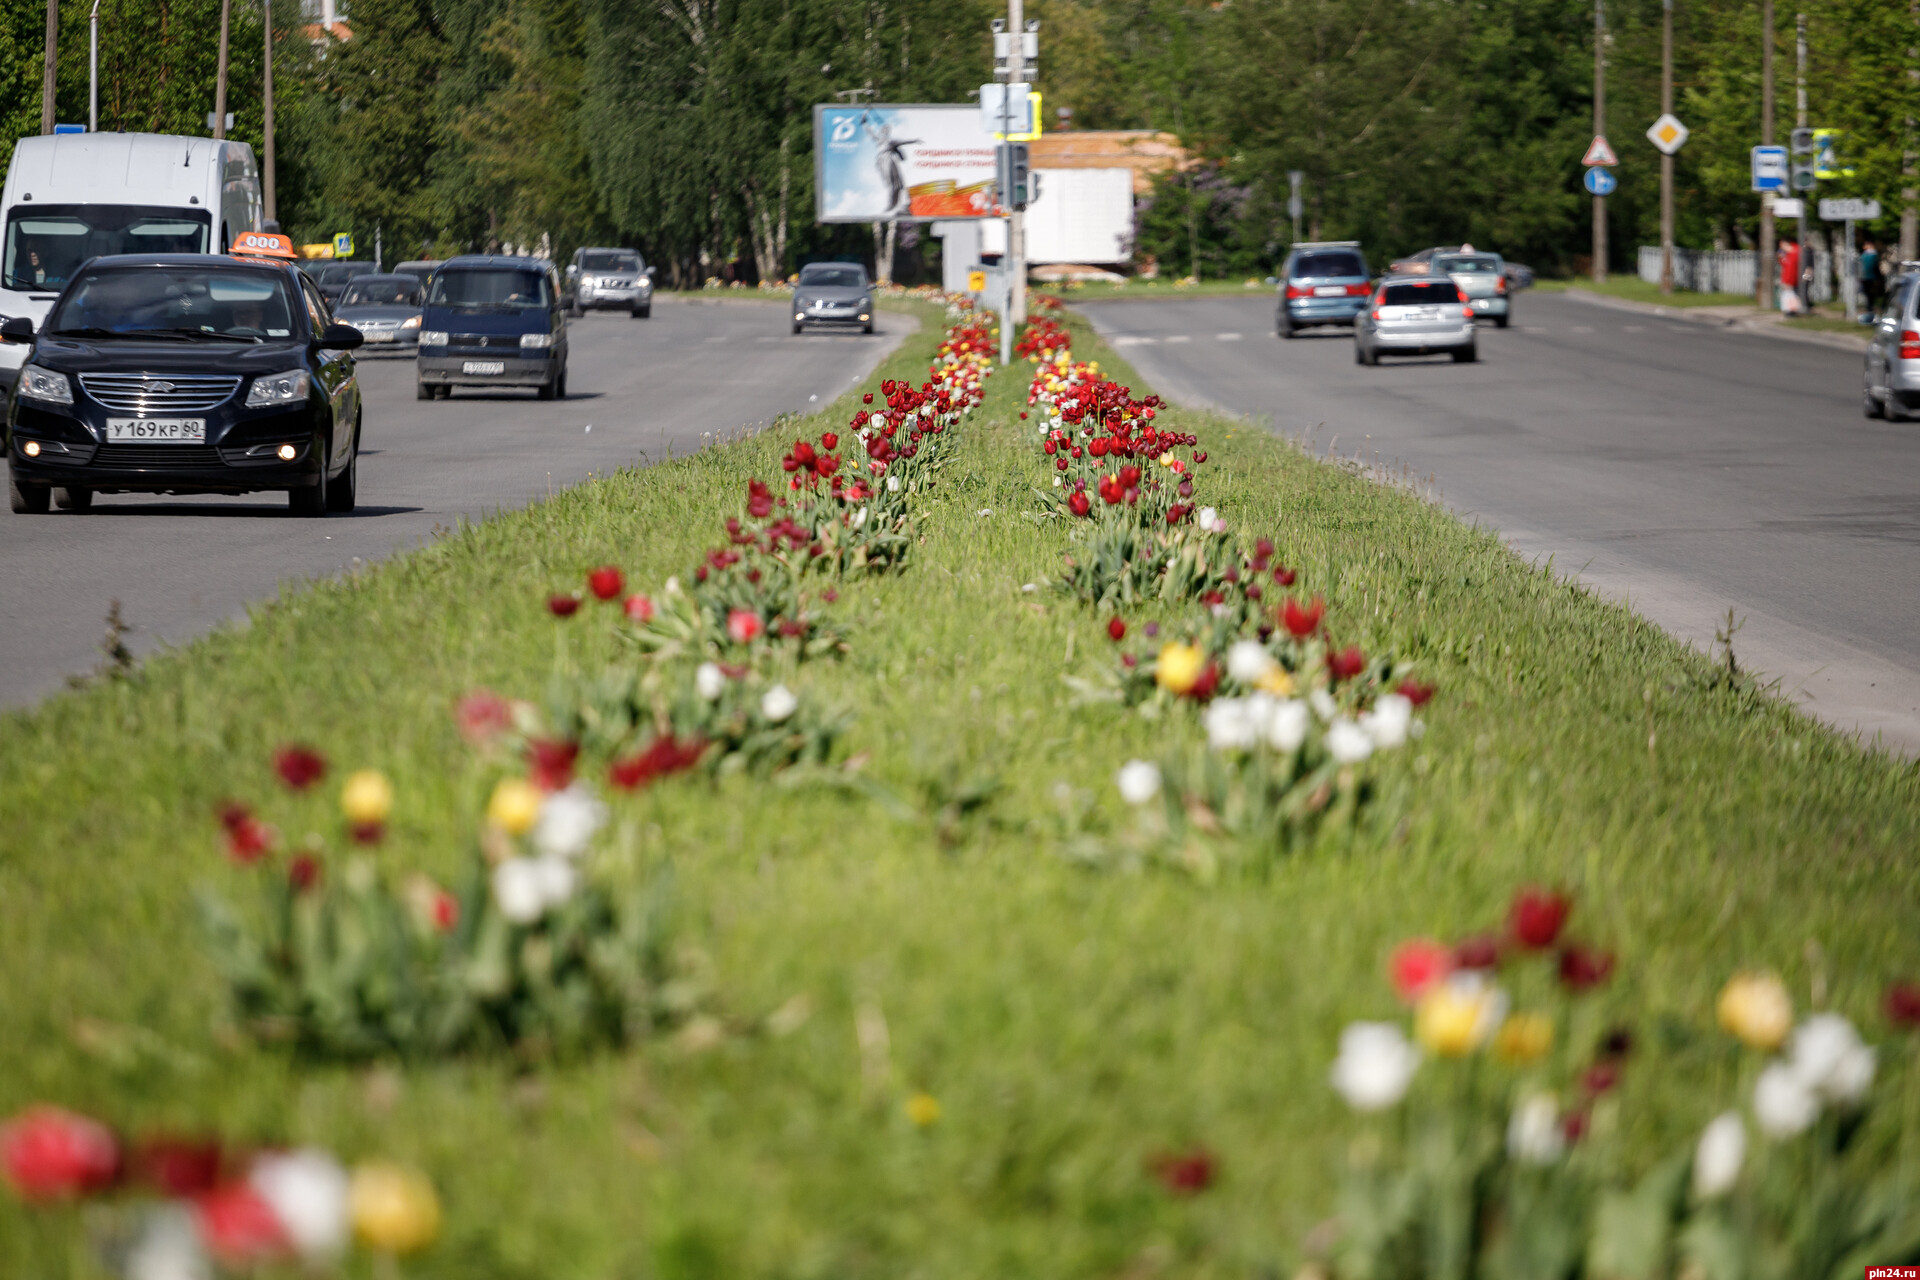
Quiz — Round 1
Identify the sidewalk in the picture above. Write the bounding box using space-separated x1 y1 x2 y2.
1562 286 1871 354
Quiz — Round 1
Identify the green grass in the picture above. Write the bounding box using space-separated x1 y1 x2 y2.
1537 277 1760 309
4 299 1920 1278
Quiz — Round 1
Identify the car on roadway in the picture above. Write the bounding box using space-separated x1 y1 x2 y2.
390 259 442 292
1276 242 1371 338
791 262 874 334
564 247 654 318
415 255 569 401
1353 277 1476 365
1388 247 1446 275
304 260 379 307
1862 267 1920 420
332 273 424 354
5 253 365 515
1432 250 1511 327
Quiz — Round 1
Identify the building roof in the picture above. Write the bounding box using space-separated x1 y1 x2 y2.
1028 130 1187 195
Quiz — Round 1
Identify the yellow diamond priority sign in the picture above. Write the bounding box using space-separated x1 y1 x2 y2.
1646 114 1688 156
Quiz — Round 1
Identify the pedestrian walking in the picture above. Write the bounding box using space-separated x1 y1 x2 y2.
1778 237 1803 315
1859 239 1884 319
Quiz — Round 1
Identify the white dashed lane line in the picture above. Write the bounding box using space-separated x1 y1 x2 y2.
1217 332 1243 341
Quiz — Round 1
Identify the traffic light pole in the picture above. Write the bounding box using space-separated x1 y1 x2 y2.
1005 0 1026 328
1796 11 1808 312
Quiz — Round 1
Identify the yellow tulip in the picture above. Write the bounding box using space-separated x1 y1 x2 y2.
1416 980 1500 1057
1155 643 1207 695
486 778 543 835
349 1162 441 1254
1494 1012 1554 1063
905 1092 942 1127
1717 972 1792 1050
340 770 393 825
1255 667 1295 695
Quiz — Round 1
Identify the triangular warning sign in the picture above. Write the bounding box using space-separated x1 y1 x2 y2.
1582 135 1618 166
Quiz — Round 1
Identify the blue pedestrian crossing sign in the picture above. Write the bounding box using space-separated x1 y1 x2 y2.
332 232 354 258
1583 167 1617 196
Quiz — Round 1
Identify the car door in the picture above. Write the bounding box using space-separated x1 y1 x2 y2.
1871 279 1910 397
300 275 357 468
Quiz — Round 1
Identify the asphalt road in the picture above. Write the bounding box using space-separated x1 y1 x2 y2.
0 298 914 708
1081 291 1920 752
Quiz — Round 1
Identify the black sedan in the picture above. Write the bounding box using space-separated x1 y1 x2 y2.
5 254 365 516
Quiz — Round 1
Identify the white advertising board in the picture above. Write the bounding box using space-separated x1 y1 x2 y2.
814 104 1004 223
1024 168 1135 264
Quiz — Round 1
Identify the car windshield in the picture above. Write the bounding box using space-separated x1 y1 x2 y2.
1291 251 1366 278
47 265 298 339
580 251 639 273
800 265 866 288
1381 282 1462 306
428 268 551 309
339 277 420 307
4 205 212 291
1436 255 1501 274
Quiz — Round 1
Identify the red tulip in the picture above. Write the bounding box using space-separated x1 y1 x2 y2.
623 594 655 623
1509 887 1572 950
1452 935 1501 970
1558 945 1614 991
1274 567 1296 586
218 804 276 864
821 431 839 450
272 745 326 791
1582 1061 1622 1096
1 1107 121 1201
1562 1109 1590 1144
823 589 839 603
288 854 321 892
747 478 775 518
456 689 513 745
587 566 624 600
432 891 460 932
862 392 873 404
1187 664 1220 700
608 735 709 789
526 739 580 792
1389 938 1452 1004
194 1182 291 1266
1107 618 1126 641
1327 646 1366 681
1067 492 1091 517
547 594 581 618
1255 538 1274 557
1886 982 1920 1029
1396 679 1436 706
1148 1147 1216 1196
1281 595 1324 639
348 821 383 846
727 610 765 644
130 1138 223 1197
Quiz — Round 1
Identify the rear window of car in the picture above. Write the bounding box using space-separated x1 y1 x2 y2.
428 269 552 308
1290 251 1366 279
1380 282 1463 306
1434 255 1501 273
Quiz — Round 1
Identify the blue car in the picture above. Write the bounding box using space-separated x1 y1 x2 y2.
1277 242 1371 338
415 255 569 401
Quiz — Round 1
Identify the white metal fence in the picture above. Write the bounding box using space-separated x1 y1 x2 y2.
1636 245 1836 302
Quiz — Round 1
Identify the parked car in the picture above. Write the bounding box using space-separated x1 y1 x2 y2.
1432 250 1511 327
564 247 654 318
5 252 365 515
332 273 424 354
390 259 442 292
305 260 378 306
1862 268 1920 420
790 262 874 334
1276 242 1371 337
415 255 569 401
1353 277 1477 365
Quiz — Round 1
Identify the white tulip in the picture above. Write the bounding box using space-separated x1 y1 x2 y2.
1267 699 1310 752
1204 697 1260 752
1692 1112 1746 1199
663 575 681 595
249 1149 350 1260
1116 759 1162 805
1362 693 1414 750
695 661 727 701
1788 1013 1877 1106
1329 1021 1420 1111
761 684 799 723
1754 1061 1821 1138
125 1205 211 1280
1327 718 1374 763
886 475 902 493
1309 688 1338 722
531 783 606 860
1506 1094 1566 1165
1226 640 1277 685
531 855 578 909
491 858 548 924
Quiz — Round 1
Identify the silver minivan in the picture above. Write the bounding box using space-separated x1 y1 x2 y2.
1863 269 1920 420
1354 277 1477 365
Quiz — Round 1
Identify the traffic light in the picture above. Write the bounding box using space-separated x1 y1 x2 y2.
1789 127 1814 155
998 142 1032 211
1791 161 1817 191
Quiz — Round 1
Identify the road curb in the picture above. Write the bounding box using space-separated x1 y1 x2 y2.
1560 287 1870 353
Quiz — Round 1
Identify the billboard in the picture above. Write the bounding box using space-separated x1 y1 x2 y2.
814 104 1003 223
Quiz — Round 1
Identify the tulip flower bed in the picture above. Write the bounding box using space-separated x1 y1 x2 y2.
3 294 1920 1278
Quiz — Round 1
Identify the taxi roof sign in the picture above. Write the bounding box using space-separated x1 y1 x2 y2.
230 230 298 260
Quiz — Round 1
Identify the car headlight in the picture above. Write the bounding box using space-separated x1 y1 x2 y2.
520 333 553 349
246 369 312 407
18 364 72 405
419 330 448 347
401 315 421 329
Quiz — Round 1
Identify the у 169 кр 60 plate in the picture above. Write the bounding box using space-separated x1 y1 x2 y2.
105 417 206 442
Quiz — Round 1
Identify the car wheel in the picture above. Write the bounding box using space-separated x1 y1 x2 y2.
1889 394 1911 423
1353 342 1365 365
416 379 434 401
638 305 651 319
10 469 50 513
863 320 874 334
1864 381 1886 419
792 321 804 335
1278 320 1296 340
1452 345 1478 363
555 365 568 399
325 422 358 513
434 385 452 400
570 301 584 318
54 486 92 511
289 452 328 517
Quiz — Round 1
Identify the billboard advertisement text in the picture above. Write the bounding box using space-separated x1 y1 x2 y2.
814 105 1004 223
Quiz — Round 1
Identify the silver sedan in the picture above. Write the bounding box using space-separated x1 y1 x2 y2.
1354 278 1477 365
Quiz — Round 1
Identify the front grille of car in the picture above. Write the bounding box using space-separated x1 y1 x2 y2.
452 334 522 350
91 444 226 469
78 373 242 413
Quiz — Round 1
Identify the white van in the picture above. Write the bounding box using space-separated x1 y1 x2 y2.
0 132 261 391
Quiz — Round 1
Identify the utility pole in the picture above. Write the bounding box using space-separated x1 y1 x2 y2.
88 0 98 132
264 0 280 221
1594 0 1608 283
1904 0 1917 264
1796 12 1809 309
212 0 232 139
1006 0 1026 327
41 0 58 135
1757 0 1774 308
1659 0 1674 294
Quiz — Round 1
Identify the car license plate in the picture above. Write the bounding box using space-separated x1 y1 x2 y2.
105 417 205 442
366 331 394 342
1313 285 1346 297
462 361 506 375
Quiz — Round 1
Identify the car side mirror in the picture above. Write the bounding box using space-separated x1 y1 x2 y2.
645 265 657 279
1 316 34 343
318 323 364 350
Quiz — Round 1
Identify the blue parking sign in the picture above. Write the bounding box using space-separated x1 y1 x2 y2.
1583 167 1617 196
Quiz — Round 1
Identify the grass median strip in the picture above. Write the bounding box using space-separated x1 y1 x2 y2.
3 298 1919 1276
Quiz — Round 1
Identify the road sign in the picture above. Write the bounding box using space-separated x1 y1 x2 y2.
1750 145 1788 192
979 83 1040 141
967 269 986 292
1647 114 1688 155
1583 167 1617 196
332 232 354 257
1771 197 1804 219
1812 128 1852 179
1819 197 1882 222
1581 136 1618 167
52 123 84 135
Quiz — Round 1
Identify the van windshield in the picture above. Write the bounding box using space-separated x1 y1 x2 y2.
428 268 551 309
4 204 212 291
46 265 298 339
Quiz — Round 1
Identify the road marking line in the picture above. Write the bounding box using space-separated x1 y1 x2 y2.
1111 336 1158 346
1570 325 1595 333
1217 332 1243 341
1623 325 1645 332
1165 334 1192 344
1522 326 1549 333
